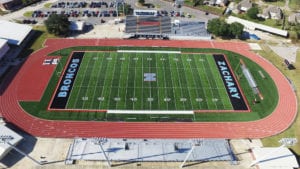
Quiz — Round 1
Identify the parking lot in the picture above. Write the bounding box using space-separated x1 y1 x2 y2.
21 0 218 26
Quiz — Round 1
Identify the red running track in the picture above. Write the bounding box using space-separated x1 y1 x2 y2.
0 39 297 138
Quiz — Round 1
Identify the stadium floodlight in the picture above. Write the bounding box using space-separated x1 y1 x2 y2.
0 135 42 165
180 139 203 168
249 138 298 167
93 137 111 167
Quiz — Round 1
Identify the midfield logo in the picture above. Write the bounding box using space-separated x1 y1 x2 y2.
144 73 156 82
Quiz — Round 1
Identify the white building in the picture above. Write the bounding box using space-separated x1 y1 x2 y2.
0 125 23 160
226 16 288 37
252 147 299 169
0 20 32 46
0 39 9 61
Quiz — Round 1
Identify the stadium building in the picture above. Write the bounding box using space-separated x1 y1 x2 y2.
0 39 9 61
125 10 211 40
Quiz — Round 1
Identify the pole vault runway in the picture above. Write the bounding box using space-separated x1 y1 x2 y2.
0 39 297 138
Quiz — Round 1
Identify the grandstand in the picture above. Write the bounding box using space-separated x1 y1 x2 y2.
66 138 237 164
125 16 211 40
125 16 171 39
171 21 211 40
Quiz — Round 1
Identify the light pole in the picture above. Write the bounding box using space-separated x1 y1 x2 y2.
0 135 42 165
93 137 111 167
180 139 202 168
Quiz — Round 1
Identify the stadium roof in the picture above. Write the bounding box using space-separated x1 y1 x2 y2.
0 39 9 60
0 0 13 4
226 16 288 37
0 39 7 49
252 147 299 169
0 125 23 160
0 20 32 45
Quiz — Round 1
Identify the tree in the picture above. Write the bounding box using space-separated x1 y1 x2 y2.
138 0 145 5
192 0 204 6
229 22 244 39
247 7 259 19
207 18 229 37
208 19 244 39
44 14 70 36
118 3 133 15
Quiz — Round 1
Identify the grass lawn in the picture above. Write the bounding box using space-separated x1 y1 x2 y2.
44 3 52 8
0 9 8 15
263 0 286 7
23 11 33 17
289 0 300 11
235 13 284 29
183 0 225 15
258 43 300 154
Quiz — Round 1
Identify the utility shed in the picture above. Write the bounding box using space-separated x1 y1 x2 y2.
0 125 23 160
252 147 299 169
0 20 32 46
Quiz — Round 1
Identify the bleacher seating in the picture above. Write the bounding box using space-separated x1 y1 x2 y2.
125 16 171 37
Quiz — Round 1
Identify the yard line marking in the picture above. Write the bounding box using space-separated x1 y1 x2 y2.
97 52 110 110
179 54 193 110
187 54 201 109
155 53 161 109
82 52 101 109
117 50 181 54
107 53 118 109
116 52 125 109
194 54 210 109
71 53 92 109
202 55 218 109
174 54 185 110
90 52 104 109
124 53 131 110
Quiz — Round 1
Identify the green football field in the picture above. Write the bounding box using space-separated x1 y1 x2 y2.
61 51 235 111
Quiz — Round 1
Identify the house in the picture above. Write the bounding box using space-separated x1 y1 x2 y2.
203 0 228 6
237 0 253 12
288 13 300 24
0 0 22 11
261 6 283 20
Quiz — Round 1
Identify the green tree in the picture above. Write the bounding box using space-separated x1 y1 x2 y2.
44 14 70 36
192 0 204 6
138 0 145 5
229 22 244 39
247 7 259 19
118 4 133 15
207 18 229 37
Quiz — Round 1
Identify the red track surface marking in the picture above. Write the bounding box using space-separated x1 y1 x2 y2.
0 39 297 138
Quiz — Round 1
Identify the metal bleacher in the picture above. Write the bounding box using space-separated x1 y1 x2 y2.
125 16 171 39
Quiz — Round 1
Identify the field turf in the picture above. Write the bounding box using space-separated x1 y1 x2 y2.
56 51 233 111
20 46 278 122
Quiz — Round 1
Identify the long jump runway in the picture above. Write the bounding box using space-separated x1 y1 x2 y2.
0 39 297 138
